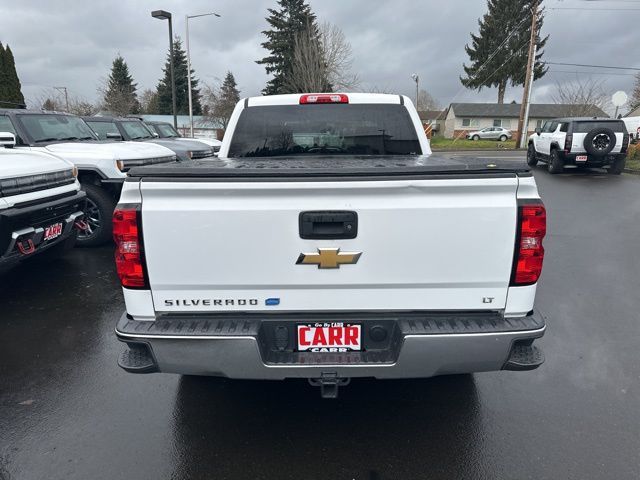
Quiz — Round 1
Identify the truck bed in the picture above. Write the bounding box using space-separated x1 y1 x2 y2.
127 155 530 180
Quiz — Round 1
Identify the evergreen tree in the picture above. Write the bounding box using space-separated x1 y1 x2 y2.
461 0 548 103
103 55 140 116
257 0 321 95
0 43 26 108
211 71 241 129
156 37 202 115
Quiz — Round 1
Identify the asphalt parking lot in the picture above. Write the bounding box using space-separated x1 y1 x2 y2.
1 152 639 480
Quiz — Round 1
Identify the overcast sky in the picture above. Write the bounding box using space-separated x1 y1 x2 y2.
1 0 637 113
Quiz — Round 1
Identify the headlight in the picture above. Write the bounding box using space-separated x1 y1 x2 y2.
116 160 125 171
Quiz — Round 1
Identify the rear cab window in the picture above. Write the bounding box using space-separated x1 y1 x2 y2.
227 104 422 157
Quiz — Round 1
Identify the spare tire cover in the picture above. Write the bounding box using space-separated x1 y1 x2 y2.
583 128 616 156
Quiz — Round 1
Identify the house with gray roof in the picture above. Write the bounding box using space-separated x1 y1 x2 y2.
443 103 609 139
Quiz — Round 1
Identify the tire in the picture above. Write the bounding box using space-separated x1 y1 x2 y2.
608 157 626 175
547 149 564 174
472 135 480 141
499 135 508 142
583 127 616 156
526 144 538 166
77 183 115 247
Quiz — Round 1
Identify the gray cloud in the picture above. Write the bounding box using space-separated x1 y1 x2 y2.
1 0 636 112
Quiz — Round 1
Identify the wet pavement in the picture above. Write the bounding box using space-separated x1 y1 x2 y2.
1 159 639 480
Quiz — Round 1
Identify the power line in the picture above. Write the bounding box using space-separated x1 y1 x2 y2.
547 69 637 76
544 62 640 71
550 7 640 10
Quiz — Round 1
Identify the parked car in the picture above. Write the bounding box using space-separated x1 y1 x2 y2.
527 117 629 174
144 120 222 155
466 127 512 141
83 116 215 161
0 132 86 271
0 109 177 246
114 93 547 398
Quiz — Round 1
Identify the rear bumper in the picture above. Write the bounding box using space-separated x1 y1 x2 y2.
115 310 546 379
561 152 626 166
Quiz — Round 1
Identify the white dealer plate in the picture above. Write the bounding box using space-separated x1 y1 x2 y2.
297 323 362 352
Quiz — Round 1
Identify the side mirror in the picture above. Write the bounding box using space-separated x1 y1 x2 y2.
106 132 123 140
535 128 541 136
152 132 159 138
0 132 16 148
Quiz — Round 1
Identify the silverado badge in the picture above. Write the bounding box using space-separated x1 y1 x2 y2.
296 248 362 269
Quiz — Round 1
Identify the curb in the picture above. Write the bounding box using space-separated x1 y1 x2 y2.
623 169 640 175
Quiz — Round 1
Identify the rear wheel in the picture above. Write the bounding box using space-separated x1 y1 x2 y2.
472 135 480 141
526 144 538 166
77 183 115 247
608 157 626 175
547 149 564 174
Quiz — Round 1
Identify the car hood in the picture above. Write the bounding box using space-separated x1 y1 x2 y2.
44 141 175 160
0 149 74 177
176 137 221 148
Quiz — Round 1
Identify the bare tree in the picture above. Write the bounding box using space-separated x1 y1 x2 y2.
139 89 159 114
631 72 640 111
417 89 441 111
285 21 359 93
551 78 608 116
67 99 98 116
319 22 360 91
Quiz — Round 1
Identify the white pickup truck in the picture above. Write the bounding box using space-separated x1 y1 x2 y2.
114 93 548 397
0 133 85 271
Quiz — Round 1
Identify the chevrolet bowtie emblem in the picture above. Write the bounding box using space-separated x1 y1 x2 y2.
296 248 362 269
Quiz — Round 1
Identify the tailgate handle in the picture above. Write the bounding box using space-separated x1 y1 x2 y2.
299 211 358 239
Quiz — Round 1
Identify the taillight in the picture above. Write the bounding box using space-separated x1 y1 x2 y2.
113 204 148 288
511 202 546 286
621 133 629 153
299 94 348 104
564 134 572 153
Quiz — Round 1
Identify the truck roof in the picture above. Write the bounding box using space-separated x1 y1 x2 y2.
245 93 408 108
127 155 530 180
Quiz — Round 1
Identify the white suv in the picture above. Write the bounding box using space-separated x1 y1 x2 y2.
528 118 629 174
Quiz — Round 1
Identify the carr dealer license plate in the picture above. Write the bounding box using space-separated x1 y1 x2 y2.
297 323 362 352
44 222 63 241
576 155 588 162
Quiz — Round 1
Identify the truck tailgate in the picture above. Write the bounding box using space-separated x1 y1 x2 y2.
139 175 519 312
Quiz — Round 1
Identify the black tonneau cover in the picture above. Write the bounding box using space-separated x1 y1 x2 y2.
127 155 529 180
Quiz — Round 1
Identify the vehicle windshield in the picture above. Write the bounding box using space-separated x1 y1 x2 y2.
85 120 121 140
227 104 422 157
154 123 180 138
120 121 155 140
573 121 627 133
17 114 97 143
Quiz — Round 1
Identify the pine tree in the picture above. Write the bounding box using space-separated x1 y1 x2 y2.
461 0 548 104
103 55 140 115
212 71 241 129
257 0 321 95
156 37 202 115
0 44 26 108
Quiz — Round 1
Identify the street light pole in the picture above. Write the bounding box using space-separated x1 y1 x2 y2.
411 73 419 108
152 10 178 129
185 12 221 138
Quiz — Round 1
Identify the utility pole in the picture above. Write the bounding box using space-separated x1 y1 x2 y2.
411 74 419 108
53 86 69 111
516 0 539 149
